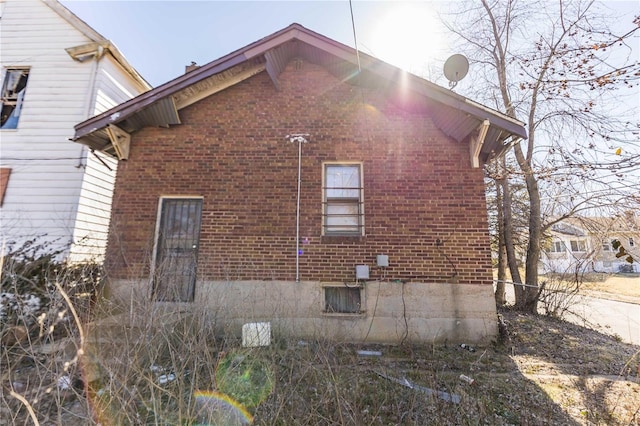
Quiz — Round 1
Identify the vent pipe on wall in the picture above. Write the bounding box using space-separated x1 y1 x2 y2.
286 133 309 283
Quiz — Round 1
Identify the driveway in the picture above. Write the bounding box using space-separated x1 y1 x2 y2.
562 295 639 345
502 285 640 345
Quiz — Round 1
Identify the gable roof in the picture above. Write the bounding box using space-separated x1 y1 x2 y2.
551 214 640 236
43 0 150 90
72 23 526 161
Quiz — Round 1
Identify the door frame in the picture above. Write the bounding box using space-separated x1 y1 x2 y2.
150 195 204 302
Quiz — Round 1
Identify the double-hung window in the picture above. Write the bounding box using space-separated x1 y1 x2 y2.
323 163 363 236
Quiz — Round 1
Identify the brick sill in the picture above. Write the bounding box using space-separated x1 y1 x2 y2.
321 235 365 244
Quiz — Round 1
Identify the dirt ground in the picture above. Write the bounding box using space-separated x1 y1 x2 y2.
500 310 640 425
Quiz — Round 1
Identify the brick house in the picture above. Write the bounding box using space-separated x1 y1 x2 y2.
73 24 526 344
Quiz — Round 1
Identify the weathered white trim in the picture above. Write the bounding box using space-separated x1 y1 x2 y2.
106 124 131 160
470 120 490 168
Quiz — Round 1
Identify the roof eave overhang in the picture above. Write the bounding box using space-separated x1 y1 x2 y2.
73 23 527 164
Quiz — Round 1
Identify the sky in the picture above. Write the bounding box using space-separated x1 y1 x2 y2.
58 0 640 99
59 1 639 90
57 1 473 88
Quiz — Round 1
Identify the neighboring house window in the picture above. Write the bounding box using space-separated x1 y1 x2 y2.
548 241 566 253
153 197 203 302
324 285 362 314
0 167 10 206
630 238 635 248
570 240 587 252
323 163 363 236
1 68 29 129
602 241 612 252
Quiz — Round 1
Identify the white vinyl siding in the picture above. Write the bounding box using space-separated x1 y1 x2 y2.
0 0 148 261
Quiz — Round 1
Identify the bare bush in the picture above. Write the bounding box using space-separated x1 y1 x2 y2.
2 250 639 424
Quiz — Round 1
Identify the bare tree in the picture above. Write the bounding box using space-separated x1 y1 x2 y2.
444 0 640 312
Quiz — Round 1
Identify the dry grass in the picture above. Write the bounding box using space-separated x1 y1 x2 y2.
2 253 638 425
2 295 639 425
578 273 640 302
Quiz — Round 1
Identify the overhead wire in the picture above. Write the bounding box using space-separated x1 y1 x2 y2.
348 0 410 345
348 0 361 72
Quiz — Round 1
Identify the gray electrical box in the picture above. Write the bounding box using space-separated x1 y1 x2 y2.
355 265 370 280
376 255 389 267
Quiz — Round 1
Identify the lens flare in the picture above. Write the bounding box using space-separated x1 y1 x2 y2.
215 352 274 411
193 390 254 425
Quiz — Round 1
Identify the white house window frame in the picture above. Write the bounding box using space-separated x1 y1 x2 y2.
321 283 365 316
322 162 364 236
1 67 30 129
569 239 587 253
548 240 566 253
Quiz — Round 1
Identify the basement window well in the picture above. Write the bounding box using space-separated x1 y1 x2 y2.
1 68 29 129
323 285 364 315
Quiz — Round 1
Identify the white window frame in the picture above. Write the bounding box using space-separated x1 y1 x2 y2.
569 240 587 253
548 240 566 253
322 162 364 236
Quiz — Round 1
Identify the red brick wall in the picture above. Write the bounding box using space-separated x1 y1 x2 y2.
106 61 493 285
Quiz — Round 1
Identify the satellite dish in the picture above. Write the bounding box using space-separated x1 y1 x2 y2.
443 54 469 89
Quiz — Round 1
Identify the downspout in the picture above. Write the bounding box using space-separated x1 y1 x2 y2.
286 134 309 283
76 45 104 168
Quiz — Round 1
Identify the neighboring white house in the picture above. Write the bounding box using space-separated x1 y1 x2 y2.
0 0 150 261
540 213 640 274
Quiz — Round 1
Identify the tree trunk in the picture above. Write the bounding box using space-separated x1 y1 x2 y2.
500 168 523 298
522 170 541 313
495 166 507 306
513 141 541 313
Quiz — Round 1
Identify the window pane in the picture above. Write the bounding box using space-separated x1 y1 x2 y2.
326 165 360 198
570 240 586 252
326 201 359 233
549 241 564 253
325 287 361 313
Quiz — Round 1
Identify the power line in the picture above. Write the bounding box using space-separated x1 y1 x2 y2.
348 0 361 72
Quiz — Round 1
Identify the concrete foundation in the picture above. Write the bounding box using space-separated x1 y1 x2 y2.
106 279 498 344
